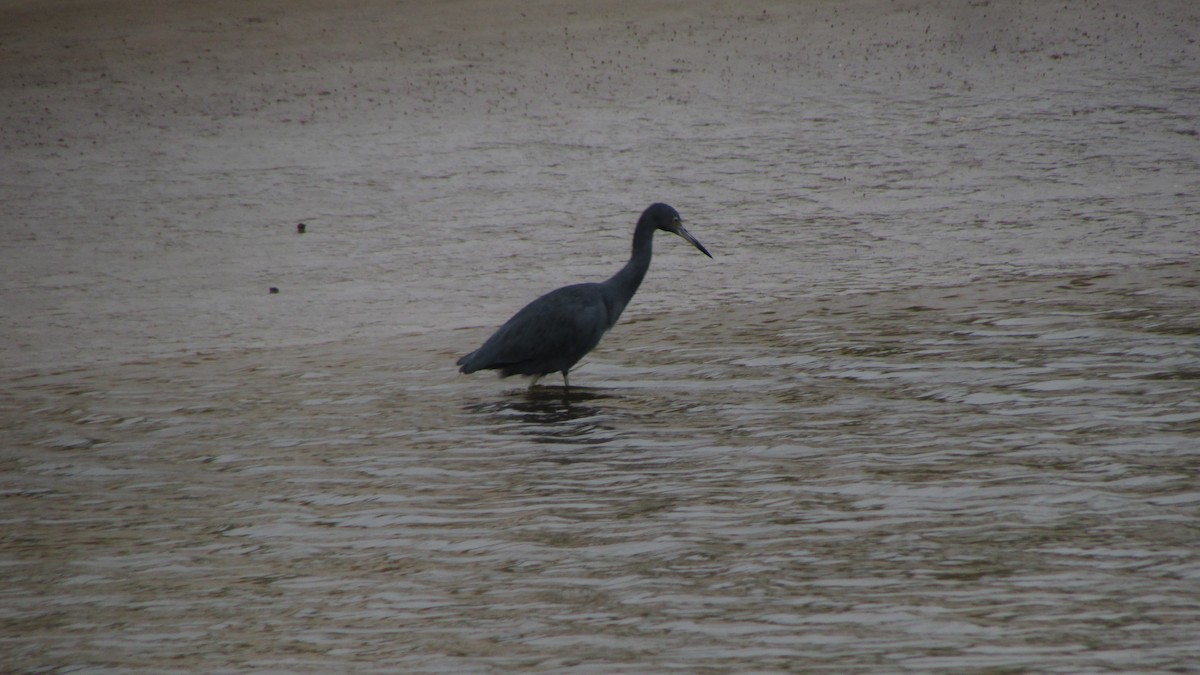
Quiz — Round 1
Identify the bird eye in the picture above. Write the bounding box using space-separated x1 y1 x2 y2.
672 217 681 226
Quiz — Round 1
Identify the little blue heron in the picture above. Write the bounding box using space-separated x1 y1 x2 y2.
456 203 712 388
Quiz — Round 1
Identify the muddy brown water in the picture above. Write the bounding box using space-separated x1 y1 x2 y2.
5 265 1199 672
3 0 1200 672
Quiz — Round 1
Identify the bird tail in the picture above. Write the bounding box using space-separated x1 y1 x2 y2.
456 351 479 373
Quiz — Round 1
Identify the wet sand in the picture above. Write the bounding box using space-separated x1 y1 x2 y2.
2 0 1199 671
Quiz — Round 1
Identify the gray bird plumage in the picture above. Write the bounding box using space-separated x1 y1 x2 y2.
456 203 711 388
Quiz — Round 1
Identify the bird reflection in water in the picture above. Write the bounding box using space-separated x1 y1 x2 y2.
463 387 616 445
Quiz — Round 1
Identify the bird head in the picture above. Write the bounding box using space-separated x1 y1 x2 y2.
645 202 713 258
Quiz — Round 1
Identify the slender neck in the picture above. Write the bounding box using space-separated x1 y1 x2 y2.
607 216 656 299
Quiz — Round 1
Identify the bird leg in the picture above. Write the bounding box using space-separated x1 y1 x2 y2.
562 372 570 389
528 374 542 390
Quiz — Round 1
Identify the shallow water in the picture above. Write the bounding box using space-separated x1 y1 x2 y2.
4 264 1199 672
3 0 1200 672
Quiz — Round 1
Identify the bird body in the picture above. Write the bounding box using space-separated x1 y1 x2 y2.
457 203 711 387
456 282 613 380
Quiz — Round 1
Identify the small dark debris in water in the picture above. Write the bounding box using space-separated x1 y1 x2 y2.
296 223 306 233
269 287 280 294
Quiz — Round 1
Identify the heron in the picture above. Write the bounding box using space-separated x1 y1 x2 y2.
456 203 712 388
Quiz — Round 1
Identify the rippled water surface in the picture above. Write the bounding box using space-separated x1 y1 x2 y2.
5 265 1198 672
3 0 1199 672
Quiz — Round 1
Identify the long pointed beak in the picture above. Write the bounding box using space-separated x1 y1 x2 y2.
675 225 713 259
